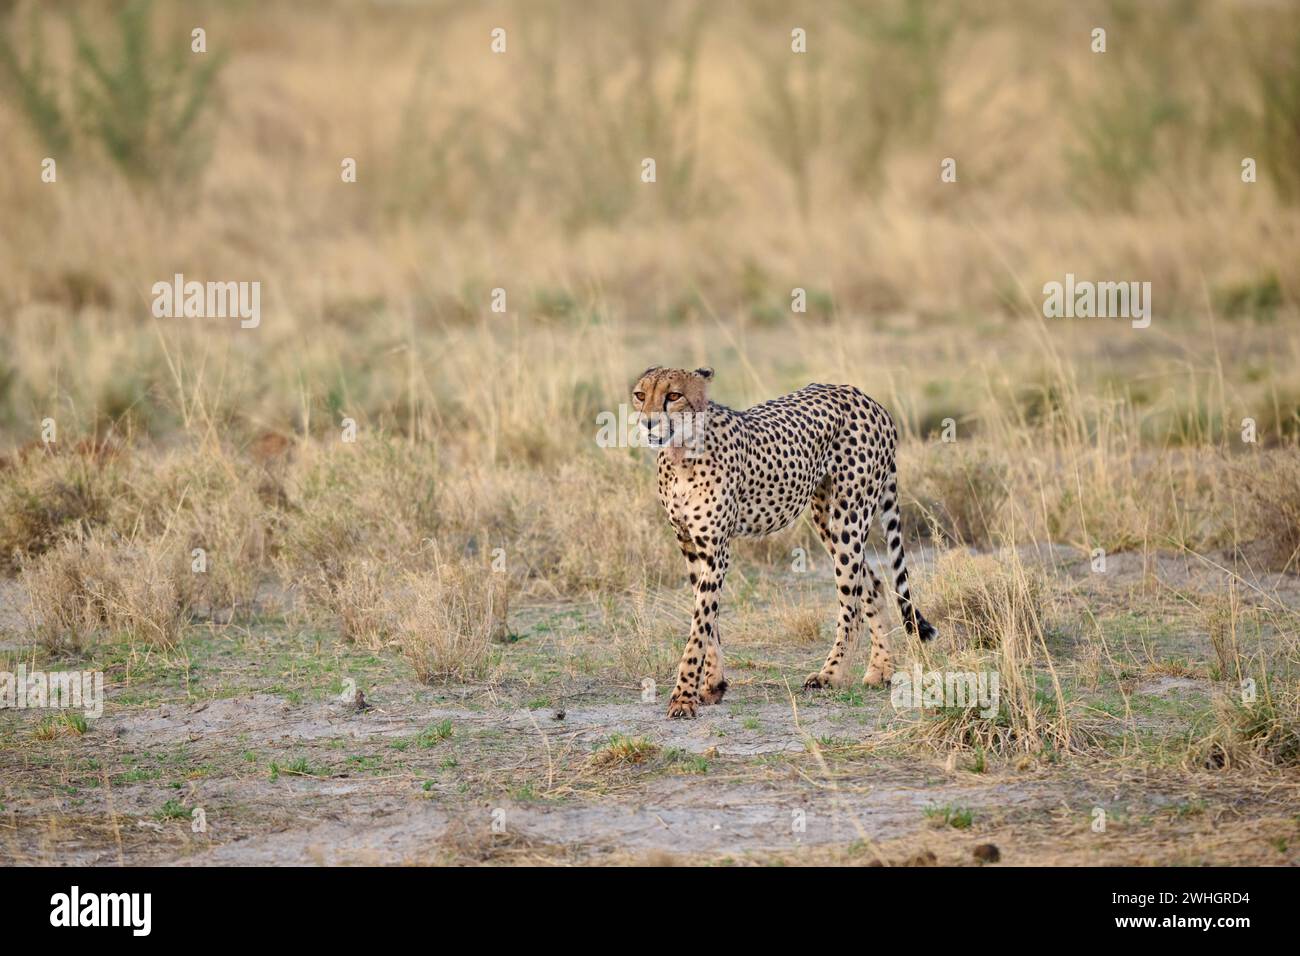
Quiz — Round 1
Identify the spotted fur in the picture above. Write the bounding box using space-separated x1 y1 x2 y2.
632 366 937 719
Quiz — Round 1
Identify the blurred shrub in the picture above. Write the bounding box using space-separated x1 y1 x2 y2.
837 0 954 190
385 3 710 231
519 2 711 229
1214 273 1283 321
1065 48 1188 211
0 0 224 183
0 6 71 153
751 40 823 218
1252 27 1300 203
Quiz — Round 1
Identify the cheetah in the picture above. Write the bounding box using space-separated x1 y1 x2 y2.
631 366 937 719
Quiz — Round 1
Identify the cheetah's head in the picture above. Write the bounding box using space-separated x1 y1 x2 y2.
631 365 713 448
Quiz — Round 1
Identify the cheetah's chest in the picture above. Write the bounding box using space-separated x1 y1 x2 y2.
658 454 721 534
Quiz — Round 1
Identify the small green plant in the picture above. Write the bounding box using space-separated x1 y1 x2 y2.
115 767 159 784
924 804 974 829
271 757 323 779
33 712 88 740
65 712 89 735
1214 274 1284 321
416 719 454 748
1065 78 1185 210
831 688 866 707
589 733 660 767
156 798 189 820
511 5 711 230
1060 5 1193 212
286 756 320 776
674 753 709 774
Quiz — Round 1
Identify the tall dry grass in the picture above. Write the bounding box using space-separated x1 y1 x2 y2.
4 313 1297 666
20 531 191 652
888 547 1099 758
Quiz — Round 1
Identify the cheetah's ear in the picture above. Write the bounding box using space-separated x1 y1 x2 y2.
694 367 714 380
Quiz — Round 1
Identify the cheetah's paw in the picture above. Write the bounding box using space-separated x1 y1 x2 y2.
667 696 698 719
864 665 895 687
698 679 729 705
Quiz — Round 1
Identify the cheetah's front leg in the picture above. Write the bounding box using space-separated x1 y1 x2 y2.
668 543 729 718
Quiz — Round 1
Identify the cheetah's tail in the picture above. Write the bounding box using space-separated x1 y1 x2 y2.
878 467 937 642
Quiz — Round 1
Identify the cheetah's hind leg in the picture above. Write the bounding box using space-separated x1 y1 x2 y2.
861 566 895 687
803 479 869 691
698 634 728 705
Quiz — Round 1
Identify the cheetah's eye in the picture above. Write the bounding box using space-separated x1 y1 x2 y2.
667 392 683 402
633 391 646 403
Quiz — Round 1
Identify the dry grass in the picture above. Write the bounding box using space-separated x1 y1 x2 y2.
771 600 827 647
602 589 683 683
923 549 1054 650
1200 683 1300 771
2 1 1298 337
0 1 1298 463
390 559 506 684
890 549 1099 757
20 532 190 652
587 734 661 769
1233 449 1300 573
1202 582 1249 684
0 444 119 573
323 556 391 647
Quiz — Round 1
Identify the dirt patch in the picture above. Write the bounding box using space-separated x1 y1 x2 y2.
1133 676 1210 697
175 772 1058 865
